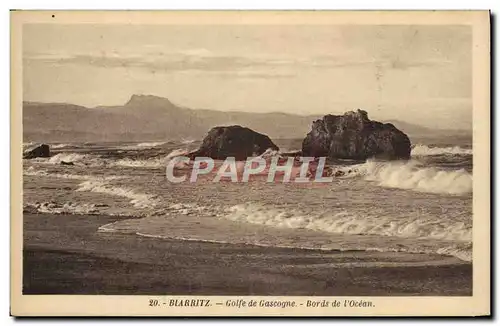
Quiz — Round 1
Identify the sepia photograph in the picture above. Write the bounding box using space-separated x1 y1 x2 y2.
10 10 490 316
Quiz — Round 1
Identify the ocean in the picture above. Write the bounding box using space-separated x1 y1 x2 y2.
22 135 473 263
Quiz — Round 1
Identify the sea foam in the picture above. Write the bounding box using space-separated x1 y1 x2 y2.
221 202 472 261
76 180 158 209
411 144 472 156
333 160 472 195
113 148 190 168
136 141 166 148
23 167 123 181
51 143 74 149
24 201 100 215
48 153 94 164
357 160 472 195
223 202 471 242
120 142 166 150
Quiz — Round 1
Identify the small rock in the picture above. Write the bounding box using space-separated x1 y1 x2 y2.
60 161 74 166
23 144 50 159
334 170 345 177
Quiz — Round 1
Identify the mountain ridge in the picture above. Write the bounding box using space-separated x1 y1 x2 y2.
23 94 471 142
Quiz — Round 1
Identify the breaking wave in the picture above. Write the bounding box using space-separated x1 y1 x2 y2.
224 203 471 242
337 160 472 195
23 167 123 181
256 148 282 159
222 202 471 261
166 148 190 159
32 147 190 169
48 153 94 164
114 157 167 168
117 141 167 150
76 180 158 209
24 167 155 214
24 168 89 180
135 142 166 148
51 143 74 149
114 148 190 168
411 144 472 156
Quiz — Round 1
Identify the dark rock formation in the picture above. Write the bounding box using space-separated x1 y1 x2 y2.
23 144 50 159
302 110 411 160
334 170 345 177
188 125 279 160
60 161 74 166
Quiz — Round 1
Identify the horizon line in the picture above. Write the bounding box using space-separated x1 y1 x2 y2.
22 94 472 132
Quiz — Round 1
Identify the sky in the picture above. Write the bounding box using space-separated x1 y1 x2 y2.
23 24 472 129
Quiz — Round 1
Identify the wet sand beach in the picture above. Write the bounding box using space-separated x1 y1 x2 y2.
23 213 472 296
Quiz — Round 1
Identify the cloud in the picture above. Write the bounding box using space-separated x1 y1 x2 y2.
387 59 450 70
25 50 288 74
23 49 451 78
178 70 297 79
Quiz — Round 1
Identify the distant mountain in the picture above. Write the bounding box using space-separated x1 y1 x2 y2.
23 94 470 143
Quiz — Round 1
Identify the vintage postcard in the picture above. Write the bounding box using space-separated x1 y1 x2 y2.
11 10 490 316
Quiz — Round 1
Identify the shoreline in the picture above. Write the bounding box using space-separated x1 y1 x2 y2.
23 213 472 296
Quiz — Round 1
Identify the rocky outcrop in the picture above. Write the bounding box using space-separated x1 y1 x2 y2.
60 161 74 166
23 144 50 159
188 125 279 160
302 110 411 160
